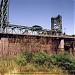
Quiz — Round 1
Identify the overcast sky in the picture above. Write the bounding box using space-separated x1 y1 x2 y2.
0 0 75 34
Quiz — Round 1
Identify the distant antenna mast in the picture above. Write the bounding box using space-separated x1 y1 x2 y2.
0 0 9 33
64 28 66 35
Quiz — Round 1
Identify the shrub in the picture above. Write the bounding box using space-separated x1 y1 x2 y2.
33 51 56 69
54 53 75 73
15 51 75 74
16 51 34 66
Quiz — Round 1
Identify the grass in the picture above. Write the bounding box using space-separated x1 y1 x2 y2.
0 51 75 75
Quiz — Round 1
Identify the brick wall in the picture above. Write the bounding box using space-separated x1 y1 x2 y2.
7 36 54 56
0 34 75 56
0 38 8 56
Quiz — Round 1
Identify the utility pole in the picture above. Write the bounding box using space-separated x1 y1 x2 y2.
64 28 66 35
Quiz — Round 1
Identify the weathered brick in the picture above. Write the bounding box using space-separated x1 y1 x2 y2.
0 34 75 56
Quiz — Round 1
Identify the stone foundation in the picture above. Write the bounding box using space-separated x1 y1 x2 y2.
0 33 75 56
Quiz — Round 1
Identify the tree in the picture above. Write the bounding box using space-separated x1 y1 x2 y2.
31 25 42 31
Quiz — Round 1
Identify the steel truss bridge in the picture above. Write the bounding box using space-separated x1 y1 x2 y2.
6 24 48 34
0 0 51 34
0 0 74 37
0 0 49 34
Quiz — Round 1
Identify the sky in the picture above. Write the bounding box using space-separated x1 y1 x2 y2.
0 0 75 35
74 0 75 34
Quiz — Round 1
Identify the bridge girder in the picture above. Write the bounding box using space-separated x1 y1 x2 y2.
0 0 49 34
0 0 9 33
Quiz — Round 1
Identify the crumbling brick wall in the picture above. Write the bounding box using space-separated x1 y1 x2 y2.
7 35 54 56
0 34 75 56
0 34 55 56
0 38 8 56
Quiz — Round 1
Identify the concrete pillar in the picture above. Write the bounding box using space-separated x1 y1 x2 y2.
58 39 64 52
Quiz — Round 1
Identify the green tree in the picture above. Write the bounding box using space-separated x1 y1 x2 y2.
31 25 42 31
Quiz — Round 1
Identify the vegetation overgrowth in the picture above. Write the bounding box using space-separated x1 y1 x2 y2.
0 51 75 75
